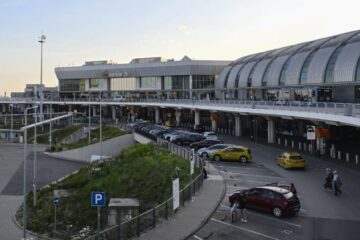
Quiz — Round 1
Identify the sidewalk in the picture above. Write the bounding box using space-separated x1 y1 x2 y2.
138 163 225 240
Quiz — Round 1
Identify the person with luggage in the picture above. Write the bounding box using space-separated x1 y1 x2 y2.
324 168 333 191
333 170 342 196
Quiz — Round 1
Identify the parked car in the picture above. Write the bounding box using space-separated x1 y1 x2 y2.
193 124 205 133
197 144 233 158
172 134 205 146
164 120 176 127
190 139 223 151
210 145 252 163
276 152 305 169
203 131 218 140
113 96 126 101
229 186 301 217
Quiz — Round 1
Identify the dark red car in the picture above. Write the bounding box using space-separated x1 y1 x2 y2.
229 186 300 217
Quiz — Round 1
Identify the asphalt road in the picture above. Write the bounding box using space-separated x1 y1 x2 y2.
189 135 360 240
0 143 85 240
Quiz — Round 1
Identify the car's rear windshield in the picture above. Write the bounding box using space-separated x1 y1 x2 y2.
283 191 294 199
289 156 303 160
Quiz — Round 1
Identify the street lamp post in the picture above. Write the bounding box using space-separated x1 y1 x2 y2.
23 105 38 239
33 108 38 207
38 34 46 130
49 102 53 149
100 92 103 161
88 90 91 145
9 104 13 143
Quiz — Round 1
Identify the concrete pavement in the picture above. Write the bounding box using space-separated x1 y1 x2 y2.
138 163 226 240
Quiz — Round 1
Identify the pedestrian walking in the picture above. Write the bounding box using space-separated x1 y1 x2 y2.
237 193 248 223
324 168 333 191
333 171 342 196
289 183 297 196
230 200 238 223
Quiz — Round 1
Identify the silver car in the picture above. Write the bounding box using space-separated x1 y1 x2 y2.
197 144 232 158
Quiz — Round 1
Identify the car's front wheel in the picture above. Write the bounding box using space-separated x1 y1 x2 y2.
214 155 222 161
273 207 282 218
240 156 248 163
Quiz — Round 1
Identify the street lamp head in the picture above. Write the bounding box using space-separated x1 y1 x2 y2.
38 34 46 43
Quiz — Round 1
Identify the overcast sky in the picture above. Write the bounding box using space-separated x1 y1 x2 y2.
1 0 360 95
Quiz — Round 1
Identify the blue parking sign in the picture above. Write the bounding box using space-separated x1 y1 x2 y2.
91 192 106 207
54 197 59 206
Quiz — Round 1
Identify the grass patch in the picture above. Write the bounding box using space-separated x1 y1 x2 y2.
37 124 84 144
21 143 196 239
51 126 128 152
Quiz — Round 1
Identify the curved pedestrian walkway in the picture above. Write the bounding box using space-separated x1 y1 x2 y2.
138 163 225 240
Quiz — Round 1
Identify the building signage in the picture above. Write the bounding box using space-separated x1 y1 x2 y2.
306 125 316 140
172 178 180 210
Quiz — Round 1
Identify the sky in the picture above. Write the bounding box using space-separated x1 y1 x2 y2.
0 0 360 95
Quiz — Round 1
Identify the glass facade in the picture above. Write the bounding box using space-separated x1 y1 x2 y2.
279 60 290 86
299 50 317 84
140 77 161 90
247 67 255 87
59 79 80 92
356 57 360 82
90 78 107 91
111 77 137 91
192 75 215 89
262 62 273 87
325 46 344 83
172 76 189 90
164 76 172 90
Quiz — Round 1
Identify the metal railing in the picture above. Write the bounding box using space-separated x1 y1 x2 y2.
84 135 205 240
2 97 360 117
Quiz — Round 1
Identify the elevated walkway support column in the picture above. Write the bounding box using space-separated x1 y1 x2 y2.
267 118 275 144
92 106 97 117
111 106 116 120
155 108 160 124
175 110 181 127
235 115 242 137
211 119 217 132
194 110 200 128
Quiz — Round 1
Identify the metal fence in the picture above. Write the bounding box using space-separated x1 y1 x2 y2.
84 136 204 240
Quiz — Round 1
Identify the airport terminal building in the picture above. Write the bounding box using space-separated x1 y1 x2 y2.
55 30 360 103
55 56 230 100
217 30 360 103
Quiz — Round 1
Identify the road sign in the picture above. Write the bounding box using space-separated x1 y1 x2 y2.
172 178 180 210
54 197 59 206
91 192 106 207
306 125 316 140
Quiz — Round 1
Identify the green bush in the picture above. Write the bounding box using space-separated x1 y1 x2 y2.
23 143 194 238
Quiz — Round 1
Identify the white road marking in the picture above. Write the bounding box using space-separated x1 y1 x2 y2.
193 235 204 240
210 218 281 240
207 175 223 180
216 205 302 229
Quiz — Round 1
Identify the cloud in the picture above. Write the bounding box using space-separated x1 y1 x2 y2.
178 25 195 36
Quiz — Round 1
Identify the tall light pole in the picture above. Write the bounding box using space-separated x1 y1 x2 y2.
49 101 52 149
23 105 38 239
88 89 91 145
38 34 46 129
100 92 103 161
9 104 13 143
33 108 38 207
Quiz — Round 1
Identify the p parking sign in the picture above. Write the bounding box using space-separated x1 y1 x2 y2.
91 192 106 207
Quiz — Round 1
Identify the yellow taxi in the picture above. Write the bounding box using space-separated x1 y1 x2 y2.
210 145 252 163
276 152 305 169
164 120 176 127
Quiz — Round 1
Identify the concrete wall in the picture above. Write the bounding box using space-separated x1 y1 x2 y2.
133 132 153 144
45 134 135 162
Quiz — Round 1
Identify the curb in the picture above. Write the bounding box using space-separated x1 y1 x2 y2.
182 162 226 240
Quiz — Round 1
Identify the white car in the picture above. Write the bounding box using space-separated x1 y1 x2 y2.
203 131 218 140
113 96 126 101
197 144 232 158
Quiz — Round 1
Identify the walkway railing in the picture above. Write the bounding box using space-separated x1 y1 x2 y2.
1 97 360 117
84 134 205 240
